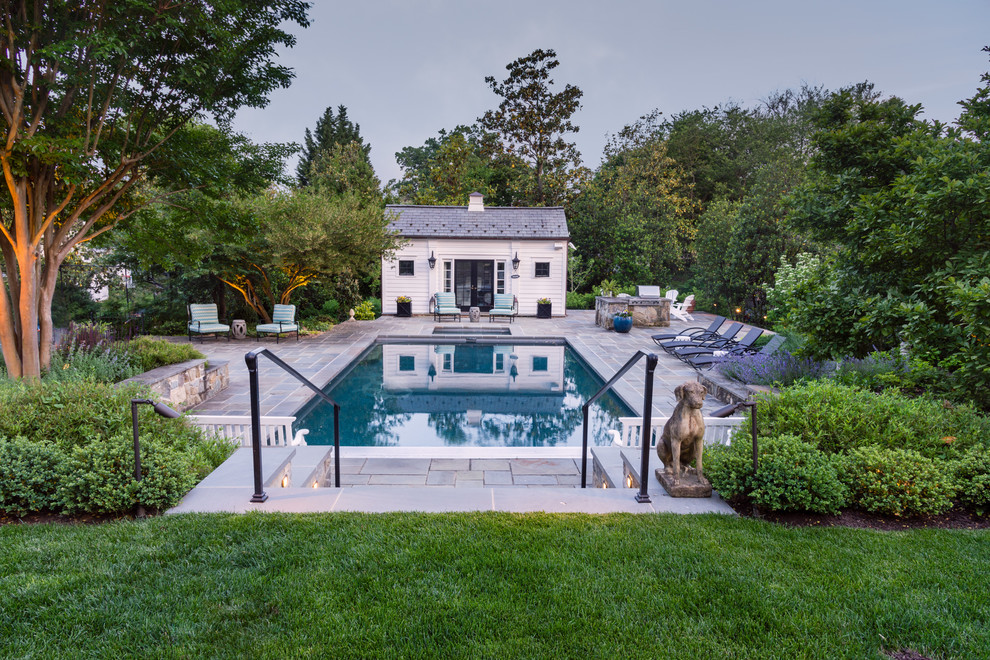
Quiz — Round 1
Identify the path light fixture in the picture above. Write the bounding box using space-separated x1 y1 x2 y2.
712 400 760 514
512 252 520 271
428 251 437 269
131 398 181 518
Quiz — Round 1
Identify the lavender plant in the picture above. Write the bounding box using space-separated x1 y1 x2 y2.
717 351 831 388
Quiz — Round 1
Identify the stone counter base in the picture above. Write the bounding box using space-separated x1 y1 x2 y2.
595 296 671 329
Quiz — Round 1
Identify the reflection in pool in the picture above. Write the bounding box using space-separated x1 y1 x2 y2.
294 342 632 447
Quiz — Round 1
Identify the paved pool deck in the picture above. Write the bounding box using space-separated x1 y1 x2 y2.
169 310 745 515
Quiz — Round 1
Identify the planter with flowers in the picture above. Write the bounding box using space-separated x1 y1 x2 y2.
395 296 412 318
536 297 552 319
612 309 633 333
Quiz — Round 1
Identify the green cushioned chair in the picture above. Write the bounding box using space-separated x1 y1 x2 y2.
187 303 230 342
488 294 518 322
432 292 461 322
256 304 299 343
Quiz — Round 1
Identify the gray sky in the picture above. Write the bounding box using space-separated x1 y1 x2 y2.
231 0 990 185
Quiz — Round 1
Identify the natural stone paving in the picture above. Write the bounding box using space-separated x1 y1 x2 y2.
185 309 737 419
176 310 757 504
330 456 584 488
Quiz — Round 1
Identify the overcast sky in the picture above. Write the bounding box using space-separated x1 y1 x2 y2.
231 0 990 186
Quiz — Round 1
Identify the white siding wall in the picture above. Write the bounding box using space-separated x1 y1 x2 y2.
382 238 568 316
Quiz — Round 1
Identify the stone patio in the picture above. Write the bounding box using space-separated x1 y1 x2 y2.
169 309 752 514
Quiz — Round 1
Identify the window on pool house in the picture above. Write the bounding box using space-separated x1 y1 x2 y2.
535 262 550 278
399 355 415 371
533 356 549 371
398 260 414 276
443 260 452 292
496 261 506 294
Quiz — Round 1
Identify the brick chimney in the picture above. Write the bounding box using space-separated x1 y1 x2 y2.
467 192 484 212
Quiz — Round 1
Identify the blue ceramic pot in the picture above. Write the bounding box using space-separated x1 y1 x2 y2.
613 315 633 333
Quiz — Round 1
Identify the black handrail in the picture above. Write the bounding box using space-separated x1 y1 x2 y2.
581 350 659 501
245 348 341 503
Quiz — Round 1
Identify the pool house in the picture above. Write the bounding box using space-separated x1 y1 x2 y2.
381 193 569 317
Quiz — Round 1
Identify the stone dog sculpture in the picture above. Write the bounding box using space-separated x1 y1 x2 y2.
657 381 708 487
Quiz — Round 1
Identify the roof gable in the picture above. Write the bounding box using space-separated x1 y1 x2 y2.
386 204 569 240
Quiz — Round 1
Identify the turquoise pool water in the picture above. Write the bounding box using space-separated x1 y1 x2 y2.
294 341 632 447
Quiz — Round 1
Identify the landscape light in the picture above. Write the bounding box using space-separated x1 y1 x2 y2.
131 398 181 518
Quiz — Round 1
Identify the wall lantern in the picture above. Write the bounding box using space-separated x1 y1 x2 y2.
511 252 520 271
428 251 437 269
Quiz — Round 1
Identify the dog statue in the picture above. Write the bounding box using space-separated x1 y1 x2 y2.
657 381 708 485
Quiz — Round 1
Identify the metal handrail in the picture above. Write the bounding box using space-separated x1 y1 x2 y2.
581 350 659 504
245 348 341 503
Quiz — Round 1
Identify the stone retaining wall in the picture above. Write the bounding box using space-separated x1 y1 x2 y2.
120 359 229 411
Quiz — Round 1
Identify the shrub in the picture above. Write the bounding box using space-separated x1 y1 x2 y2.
46 343 140 383
0 436 64 516
844 446 956 517
353 300 376 320
706 434 849 514
755 381 990 460
953 445 990 514
566 291 596 309
0 380 231 516
831 350 910 391
127 336 205 373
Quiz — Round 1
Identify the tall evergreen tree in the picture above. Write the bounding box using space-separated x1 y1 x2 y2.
479 48 584 206
296 105 369 186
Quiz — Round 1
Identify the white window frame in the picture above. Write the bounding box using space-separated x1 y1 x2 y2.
496 261 506 294
443 260 453 293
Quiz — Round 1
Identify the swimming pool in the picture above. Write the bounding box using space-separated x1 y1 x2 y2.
294 341 632 448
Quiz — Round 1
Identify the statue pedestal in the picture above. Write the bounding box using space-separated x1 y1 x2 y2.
656 468 712 498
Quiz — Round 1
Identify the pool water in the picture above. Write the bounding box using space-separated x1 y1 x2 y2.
294 342 632 448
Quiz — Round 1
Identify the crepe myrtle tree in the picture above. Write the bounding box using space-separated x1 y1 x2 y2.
0 0 310 380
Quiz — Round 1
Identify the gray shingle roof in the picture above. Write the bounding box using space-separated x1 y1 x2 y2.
386 204 569 240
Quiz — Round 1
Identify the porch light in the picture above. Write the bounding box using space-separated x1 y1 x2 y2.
428 251 437 269
428 364 437 381
512 252 520 271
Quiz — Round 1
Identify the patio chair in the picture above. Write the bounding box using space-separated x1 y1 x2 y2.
687 333 786 370
669 294 695 322
432 292 461 322
664 289 679 302
652 315 726 346
256 304 299 343
489 294 518 322
187 303 230 342
659 322 743 355
670 327 763 361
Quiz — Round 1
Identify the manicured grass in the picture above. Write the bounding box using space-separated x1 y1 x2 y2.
1 513 987 658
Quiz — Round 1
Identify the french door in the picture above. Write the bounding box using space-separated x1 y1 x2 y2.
454 260 494 310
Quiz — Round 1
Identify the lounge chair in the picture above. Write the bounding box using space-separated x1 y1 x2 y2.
659 322 743 355
489 294 518 322
670 294 695 322
256 304 299 343
187 303 230 342
687 334 786 370
652 315 727 346
671 327 763 361
432 292 461 322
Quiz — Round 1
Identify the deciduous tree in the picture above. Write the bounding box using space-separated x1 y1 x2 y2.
0 0 310 379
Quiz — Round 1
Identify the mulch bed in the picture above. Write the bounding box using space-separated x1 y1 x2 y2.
726 497 990 531
0 512 131 526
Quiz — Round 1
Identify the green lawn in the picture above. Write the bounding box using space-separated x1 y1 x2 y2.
1 513 986 659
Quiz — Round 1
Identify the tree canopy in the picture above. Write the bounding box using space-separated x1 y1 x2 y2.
0 0 311 379
479 48 585 206
296 105 370 187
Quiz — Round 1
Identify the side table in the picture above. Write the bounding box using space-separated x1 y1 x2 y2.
231 319 247 339
468 306 481 322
